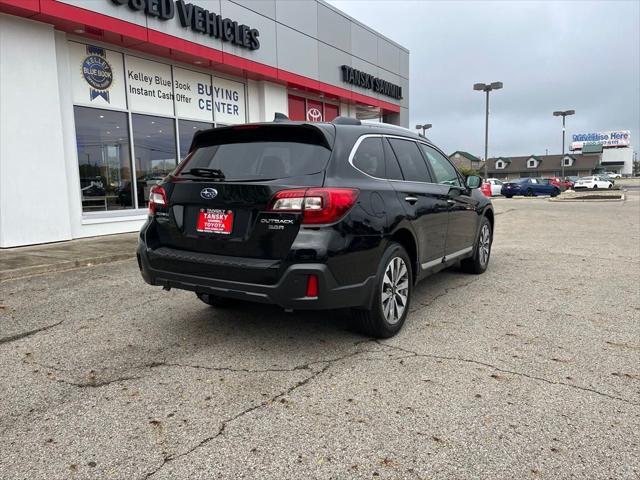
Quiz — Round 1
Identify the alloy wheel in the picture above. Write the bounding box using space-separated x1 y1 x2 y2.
479 224 491 267
381 257 409 325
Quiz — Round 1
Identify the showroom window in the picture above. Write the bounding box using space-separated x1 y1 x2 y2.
287 94 340 122
69 42 248 215
178 119 214 160
74 106 133 212
132 114 177 208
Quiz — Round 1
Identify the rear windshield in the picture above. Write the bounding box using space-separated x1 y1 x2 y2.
180 141 331 181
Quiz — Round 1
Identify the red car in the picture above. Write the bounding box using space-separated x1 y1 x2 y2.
480 181 492 197
546 177 573 190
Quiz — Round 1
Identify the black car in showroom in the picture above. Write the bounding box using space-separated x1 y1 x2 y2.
137 116 494 337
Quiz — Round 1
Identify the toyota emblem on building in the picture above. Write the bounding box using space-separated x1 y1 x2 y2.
306 107 323 122
200 188 218 200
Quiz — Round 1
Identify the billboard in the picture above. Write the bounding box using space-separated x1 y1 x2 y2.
571 130 631 150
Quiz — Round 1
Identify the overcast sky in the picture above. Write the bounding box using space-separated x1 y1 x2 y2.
328 0 640 158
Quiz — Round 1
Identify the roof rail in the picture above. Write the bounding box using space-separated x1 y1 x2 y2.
273 112 289 122
331 116 361 126
363 121 420 137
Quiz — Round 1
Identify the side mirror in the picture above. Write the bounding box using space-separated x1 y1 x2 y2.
466 175 482 189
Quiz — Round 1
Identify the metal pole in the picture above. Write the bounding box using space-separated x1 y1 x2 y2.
561 115 566 178
484 89 489 179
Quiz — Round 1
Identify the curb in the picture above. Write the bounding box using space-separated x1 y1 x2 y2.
548 197 625 202
0 253 135 281
548 192 626 203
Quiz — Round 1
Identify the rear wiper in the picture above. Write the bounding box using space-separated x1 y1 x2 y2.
184 168 225 179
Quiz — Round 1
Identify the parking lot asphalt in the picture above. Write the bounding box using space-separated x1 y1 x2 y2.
1 192 639 480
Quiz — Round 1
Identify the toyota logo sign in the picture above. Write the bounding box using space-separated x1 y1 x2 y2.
306 107 323 122
200 188 218 200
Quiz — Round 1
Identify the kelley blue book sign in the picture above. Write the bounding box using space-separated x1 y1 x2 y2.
70 42 246 124
70 42 127 110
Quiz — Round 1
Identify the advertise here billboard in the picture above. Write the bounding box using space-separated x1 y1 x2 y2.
571 130 631 150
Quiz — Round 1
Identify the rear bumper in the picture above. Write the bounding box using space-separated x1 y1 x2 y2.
137 243 377 310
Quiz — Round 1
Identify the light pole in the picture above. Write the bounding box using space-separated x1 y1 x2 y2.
415 123 432 136
474 82 503 179
553 110 575 178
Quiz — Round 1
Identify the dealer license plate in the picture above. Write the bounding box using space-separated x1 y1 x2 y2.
196 208 234 235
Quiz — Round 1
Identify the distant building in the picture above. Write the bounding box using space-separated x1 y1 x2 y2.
570 130 634 175
486 153 601 180
449 151 484 171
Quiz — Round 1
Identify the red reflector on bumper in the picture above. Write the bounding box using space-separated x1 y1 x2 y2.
306 274 319 298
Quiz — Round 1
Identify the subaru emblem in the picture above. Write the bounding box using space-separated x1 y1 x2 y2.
200 188 218 200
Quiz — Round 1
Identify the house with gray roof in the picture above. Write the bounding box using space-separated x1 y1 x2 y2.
449 151 484 171
486 152 601 179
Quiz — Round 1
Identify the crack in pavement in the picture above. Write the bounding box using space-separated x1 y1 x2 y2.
0 320 64 346
1 295 160 350
495 208 516 216
26 348 383 390
375 341 639 407
151 347 380 375
54 375 144 389
411 278 481 313
140 349 368 480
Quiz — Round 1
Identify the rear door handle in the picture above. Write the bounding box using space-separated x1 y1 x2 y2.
404 196 418 205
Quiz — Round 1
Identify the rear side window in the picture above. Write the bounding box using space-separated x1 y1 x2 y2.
419 144 462 187
352 137 385 178
181 141 331 181
388 138 432 183
383 138 404 181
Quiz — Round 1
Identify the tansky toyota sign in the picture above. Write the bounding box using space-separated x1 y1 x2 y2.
571 130 631 150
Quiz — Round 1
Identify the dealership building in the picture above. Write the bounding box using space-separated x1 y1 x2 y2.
0 0 409 248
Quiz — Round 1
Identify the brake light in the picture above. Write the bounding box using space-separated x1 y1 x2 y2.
267 188 359 224
148 185 167 214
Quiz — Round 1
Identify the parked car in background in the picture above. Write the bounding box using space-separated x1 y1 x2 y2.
574 176 613 189
547 176 573 190
603 171 622 179
485 178 504 196
598 174 616 185
480 181 492 197
565 176 580 186
501 177 561 198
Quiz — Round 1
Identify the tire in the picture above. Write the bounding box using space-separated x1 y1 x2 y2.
526 188 534 197
461 216 492 275
593 185 598 190
351 242 412 338
551 188 560 197
196 292 237 308
608 184 613 189
505 195 513 199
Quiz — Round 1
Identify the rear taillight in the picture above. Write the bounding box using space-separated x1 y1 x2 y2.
267 188 359 224
148 185 167 214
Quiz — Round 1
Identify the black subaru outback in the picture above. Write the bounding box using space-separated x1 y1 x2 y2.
137 116 493 338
